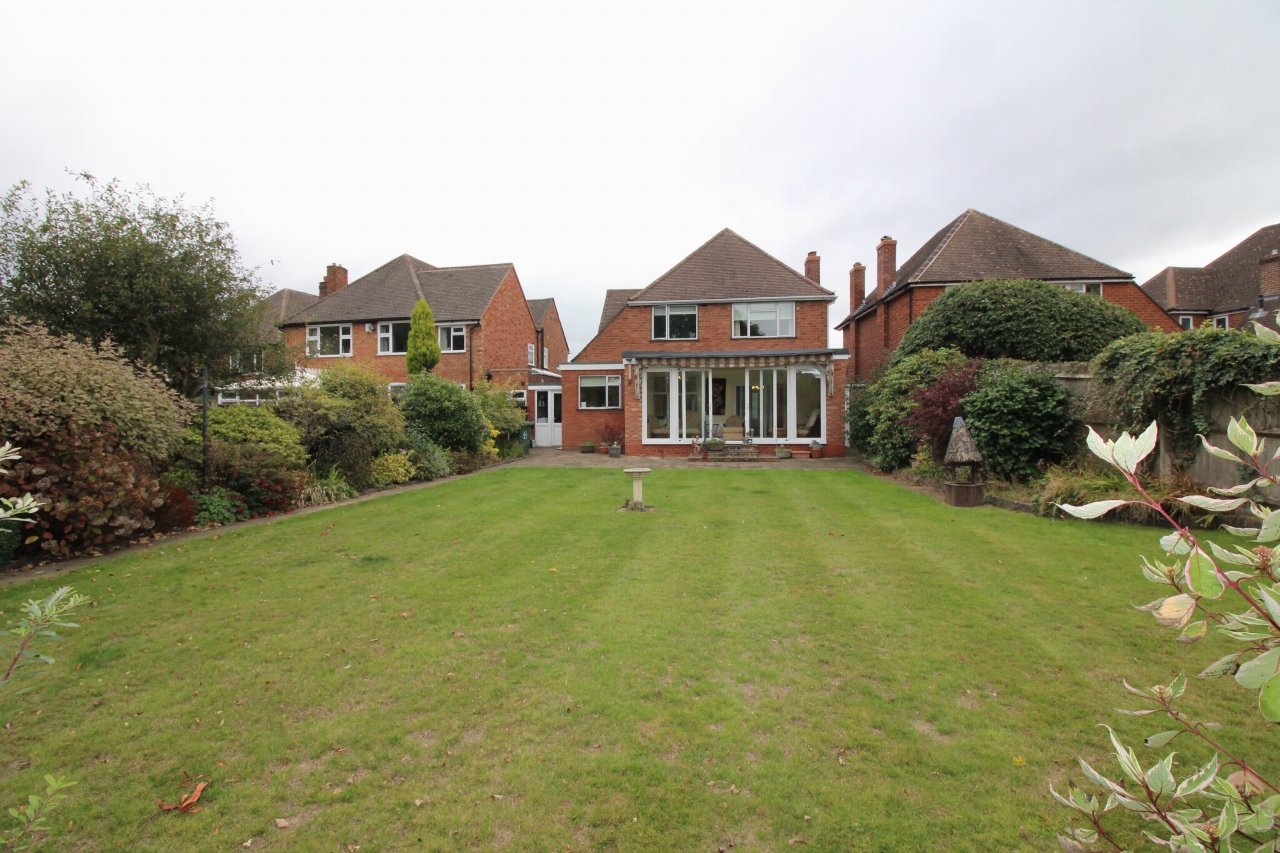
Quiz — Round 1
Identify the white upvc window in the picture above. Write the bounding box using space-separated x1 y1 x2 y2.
510 390 527 409
306 324 352 357
1213 316 1229 330
642 364 825 445
528 343 536 365
1178 316 1194 330
732 302 795 338
377 321 411 354
439 325 466 353
579 375 621 409
1063 283 1103 296
652 304 697 340
543 347 549 368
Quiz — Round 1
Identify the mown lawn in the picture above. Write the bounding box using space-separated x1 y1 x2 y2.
0 468 1269 852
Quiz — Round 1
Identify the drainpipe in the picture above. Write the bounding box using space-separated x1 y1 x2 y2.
468 325 474 389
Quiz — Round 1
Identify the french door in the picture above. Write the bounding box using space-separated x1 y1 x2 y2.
642 365 825 445
533 390 562 447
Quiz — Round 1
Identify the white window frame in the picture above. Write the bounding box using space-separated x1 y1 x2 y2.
306 324 352 357
1178 316 1194 331
651 304 698 340
732 302 796 338
377 321 412 355
439 325 466 353
641 364 825 445
528 343 536 365
1063 283 1103 296
578 374 621 410
1213 316 1229 330
543 346 549 369
510 389 527 409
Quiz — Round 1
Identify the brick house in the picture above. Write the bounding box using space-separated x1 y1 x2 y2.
561 229 848 457
836 209 1180 381
280 256 567 409
1140 223 1280 331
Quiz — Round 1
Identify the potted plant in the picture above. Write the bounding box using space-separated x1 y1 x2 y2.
705 437 726 455
775 446 792 459
809 440 823 459
579 441 596 454
608 442 622 458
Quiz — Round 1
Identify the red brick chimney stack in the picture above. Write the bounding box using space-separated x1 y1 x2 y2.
319 264 349 299
850 263 866 310
876 237 897 296
804 251 821 284
1261 250 1280 298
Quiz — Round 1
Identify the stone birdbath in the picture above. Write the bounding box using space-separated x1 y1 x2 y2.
623 468 652 510
942 417 985 508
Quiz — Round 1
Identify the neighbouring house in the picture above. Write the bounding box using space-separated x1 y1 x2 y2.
837 209 1180 381
217 288 320 404
279 258 567 413
561 229 848 457
1140 223 1280 331
525 297 573 447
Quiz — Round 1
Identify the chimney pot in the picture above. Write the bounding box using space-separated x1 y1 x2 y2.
804 251 821 284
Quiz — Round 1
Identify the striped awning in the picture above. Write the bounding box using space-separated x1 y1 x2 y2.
626 352 837 398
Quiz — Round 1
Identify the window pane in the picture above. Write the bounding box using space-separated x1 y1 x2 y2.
749 313 777 337
319 326 340 355
668 307 696 339
776 369 788 438
607 384 620 408
536 392 549 422
779 302 795 336
646 371 670 438
580 375 608 408
652 306 666 339
795 368 822 439
683 370 706 439
392 322 410 353
733 304 748 337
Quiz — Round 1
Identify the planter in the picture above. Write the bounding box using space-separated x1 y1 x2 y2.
579 444 596 454
705 443 726 456
608 446 622 458
599 444 609 454
791 449 811 459
775 448 792 459
810 446 824 459
943 482 985 508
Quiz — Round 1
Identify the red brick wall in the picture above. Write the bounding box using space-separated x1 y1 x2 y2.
576 300 832 363
472 269 539 390
540 302 571 369
283 322 472 385
560 368 627 450
1100 282 1181 333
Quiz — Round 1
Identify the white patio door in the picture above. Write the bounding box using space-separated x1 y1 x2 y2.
534 390 562 447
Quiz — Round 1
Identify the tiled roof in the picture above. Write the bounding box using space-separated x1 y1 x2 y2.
526 298 555 329
1140 224 1280 315
260 288 318 338
597 289 640 333
283 254 513 325
841 209 1132 326
628 229 834 304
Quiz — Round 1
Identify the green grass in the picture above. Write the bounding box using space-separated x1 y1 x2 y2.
0 469 1268 852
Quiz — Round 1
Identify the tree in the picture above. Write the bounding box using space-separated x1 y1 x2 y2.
0 173 281 398
894 279 1150 364
406 298 440 375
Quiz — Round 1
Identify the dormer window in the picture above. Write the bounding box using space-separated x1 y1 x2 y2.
652 304 697 340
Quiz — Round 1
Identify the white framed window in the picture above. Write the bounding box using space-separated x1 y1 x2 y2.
528 343 536 365
642 364 825 445
510 390 527 408
1213 316 1229 330
652 304 697 340
1179 316 1194 330
439 325 466 352
1063 283 1103 296
388 382 407 397
543 347 549 368
579 375 621 409
306 324 352 357
732 302 795 338
378 322 411 354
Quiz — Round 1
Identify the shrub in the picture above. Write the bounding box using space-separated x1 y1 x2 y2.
903 360 981 463
203 406 307 468
399 373 485 453
154 486 197 532
194 487 247 526
370 451 414 486
202 442 305 516
315 362 407 455
963 361 1076 482
297 468 358 507
0 319 192 459
275 390 390 491
598 422 625 446
404 433 452 480
470 378 528 435
894 279 1149 364
1034 461 1197 524
1092 325 1280 467
0 425 163 556
845 349 969 472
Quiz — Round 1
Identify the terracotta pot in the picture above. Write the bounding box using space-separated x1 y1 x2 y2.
810 447 824 459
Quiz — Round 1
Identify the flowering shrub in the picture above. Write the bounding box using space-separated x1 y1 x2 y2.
0 425 162 557
1050 315 1280 852
369 451 415 486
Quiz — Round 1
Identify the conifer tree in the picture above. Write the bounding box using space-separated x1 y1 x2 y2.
406 299 441 375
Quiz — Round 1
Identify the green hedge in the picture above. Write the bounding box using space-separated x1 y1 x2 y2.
894 279 1149 363
964 361 1076 482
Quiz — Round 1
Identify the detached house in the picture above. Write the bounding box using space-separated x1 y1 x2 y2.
562 229 848 457
1140 223 1280 330
280 256 567 405
837 209 1180 381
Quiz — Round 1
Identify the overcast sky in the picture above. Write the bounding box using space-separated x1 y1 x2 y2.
3 2 1277 354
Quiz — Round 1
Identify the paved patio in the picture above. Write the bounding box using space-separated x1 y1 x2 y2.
508 446 862 471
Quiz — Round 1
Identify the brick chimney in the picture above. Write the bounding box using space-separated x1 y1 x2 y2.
804 251 821 284
1261 250 1280 298
318 263 348 299
850 263 866 310
876 237 897 296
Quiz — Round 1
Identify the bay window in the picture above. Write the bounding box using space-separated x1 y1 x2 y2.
652 304 697 340
579 375 621 409
306 324 352 357
733 302 795 338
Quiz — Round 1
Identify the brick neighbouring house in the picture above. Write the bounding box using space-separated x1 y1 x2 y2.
279 256 567 418
525 298 572 446
561 229 848 457
1140 223 1280 331
836 209 1181 381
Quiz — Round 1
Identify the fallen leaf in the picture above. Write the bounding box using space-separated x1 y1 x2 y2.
414 799 425 807
320 525 334 537
789 839 807 846
159 780 209 813
274 819 289 829
334 747 349 755
243 840 253 848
